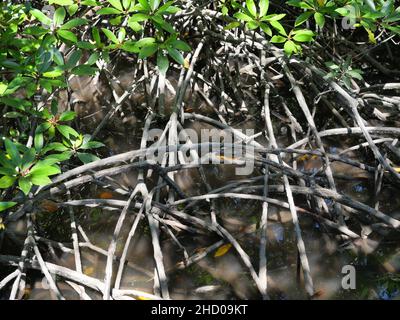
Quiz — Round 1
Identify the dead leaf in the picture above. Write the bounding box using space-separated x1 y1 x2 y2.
40 200 59 213
311 289 325 299
98 191 114 199
214 243 232 257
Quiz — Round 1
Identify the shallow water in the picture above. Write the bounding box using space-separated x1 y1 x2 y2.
1 88 400 300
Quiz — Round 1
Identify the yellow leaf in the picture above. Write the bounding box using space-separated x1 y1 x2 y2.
0 223 5 231
216 155 236 161
137 296 151 300
184 58 190 69
366 29 376 44
317 0 326 6
83 266 95 276
394 168 400 173
214 243 232 257
297 154 310 162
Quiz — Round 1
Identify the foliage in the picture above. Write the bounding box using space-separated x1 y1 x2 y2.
324 57 364 90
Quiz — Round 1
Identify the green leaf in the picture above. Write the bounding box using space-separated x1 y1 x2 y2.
157 52 169 75
31 9 52 26
71 65 98 76
295 11 313 26
138 0 151 11
167 47 184 65
45 152 72 162
19 177 32 195
260 22 272 36
34 132 44 151
101 28 119 44
0 83 8 96
5 139 20 167
128 20 143 31
54 7 66 27
0 153 13 169
270 35 287 43
21 149 36 169
77 41 97 50
292 29 315 42
247 21 259 30
259 0 269 17
121 41 140 53
129 13 150 22
224 22 241 30
136 37 157 47
0 167 15 176
122 0 132 10
3 112 23 118
284 40 297 55
246 0 257 17
263 13 286 21
0 176 17 188
43 68 65 78
366 28 376 44
335 8 349 16
97 7 122 15
348 69 363 80
270 20 286 36
30 164 61 176
49 0 74 5
67 50 83 69
152 15 175 33
158 1 178 14
118 28 126 43
67 4 79 16
0 201 17 212
57 125 80 139
314 12 325 28
77 152 100 164
150 0 161 11
171 40 191 52
43 142 69 153
57 29 78 43
30 175 52 186
234 12 253 22
61 18 88 30
60 111 76 121
87 52 100 65
139 44 158 59
365 0 376 11
36 122 52 133
80 137 105 150
108 0 123 11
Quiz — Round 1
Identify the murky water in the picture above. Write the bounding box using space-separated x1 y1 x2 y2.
1 74 400 300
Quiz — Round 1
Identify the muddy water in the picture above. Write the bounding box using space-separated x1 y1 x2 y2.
2 73 400 300
6 119 397 301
